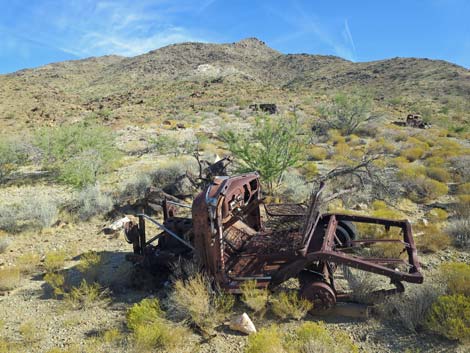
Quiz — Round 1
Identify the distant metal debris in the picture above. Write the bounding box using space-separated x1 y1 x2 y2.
249 103 278 114
393 114 431 129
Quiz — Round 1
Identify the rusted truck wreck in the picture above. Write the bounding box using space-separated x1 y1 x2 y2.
124 172 423 310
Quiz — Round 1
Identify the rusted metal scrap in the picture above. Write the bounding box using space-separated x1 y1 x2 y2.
124 172 423 311
393 114 431 129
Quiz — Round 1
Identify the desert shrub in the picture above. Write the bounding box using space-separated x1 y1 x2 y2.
400 147 425 162
127 298 189 352
414 224 451 253
424 156 446 168
72 184 113 221
0 193 59 232
0 135 29 183
314 93 379 136
440 262 470 296
270 291 312 320
221 116 304 194
446 218 470 248
343 267 382 304
278 171 311 202
16 252 41 274
0 235 10 254
65 280 110 309
127 298 165 331
426 208 448 222
34 122 119 187
425 167 451 182
245 325 285 353
403 176 448 203
0 267 20 292
425 294 470 342
77 251 102 281
379 282 444 332
43 272 66 298
306 146 329 161
43 250 67 272
169 273 234 331
240 280 269 315
457 182 470 194
19 321 40 344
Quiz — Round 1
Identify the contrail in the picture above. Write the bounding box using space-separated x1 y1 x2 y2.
344 19 356 53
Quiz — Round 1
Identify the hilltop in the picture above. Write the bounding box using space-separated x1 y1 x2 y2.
0 37 469 131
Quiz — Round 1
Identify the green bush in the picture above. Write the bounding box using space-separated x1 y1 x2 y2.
425 294 470 342
400 147 425 162
0 136 29 183
425 167 451 182
221 116 304 194
440 262 470 296
245 325 285 353
127 298 165 331
270 291 312 320
34 122 119 187
240 280 269 315
43 250 67 272
127 298 189 352
65 280 110 309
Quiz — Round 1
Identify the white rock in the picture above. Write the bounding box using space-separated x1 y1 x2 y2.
229 312 256 335
103 216 131 234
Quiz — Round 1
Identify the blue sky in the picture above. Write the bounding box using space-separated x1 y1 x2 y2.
0 0 469 74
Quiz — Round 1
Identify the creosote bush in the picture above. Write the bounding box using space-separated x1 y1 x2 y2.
43 250 67 272
425 294 470 342
440 262 470 296
127 298 189 352
446 218 470 248
240 280 269 315
414 224 451 253
169 273 234 332
270 291 312 320
65 280 110 309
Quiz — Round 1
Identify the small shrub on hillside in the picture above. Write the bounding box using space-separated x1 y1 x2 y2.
0 235 10 254
400 147 425 162
457 183 470 195
343 267 382 304
379 282 444 332
0 193 59 232
43 272 66 298
72 184 113 221
127 298 165 331
424 156 446 168
34 122 119 187
245 325 285 353
425 294 470 342
77 251 102 281
16 252 41 274
440 262 470 296
425 167 451 183
19 321 40 344
127 298 189 352
65 280 110 309
0 267 20 292
414 224 451 253
169 273 234 331
287 321 359 353
270 291 312 320
306 146 329 161
403 176 448 203
0 136 29 183
240 280 269 315
426 208 448 222
279 171 311 202
43 250 67 272
446 218 470 248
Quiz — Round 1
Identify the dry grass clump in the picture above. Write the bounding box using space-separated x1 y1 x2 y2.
0 235 10 254
240 280 269 315
446 218 470 248
403 176 448 203
400 146 425 162
43 250 67 272
440 262 470 296
19 321 41 344
414 223 451 253
127 298 190 352
245 322 359 353
379 282 445 332
306 146 329 161
16 252 41 274
457 182 470 194
343 267 382 304
72 184 114 221
64 280 110 310
425 167 451 183
270 291 312 320
425 294 470 342
77 251 102 281
0 267 20 292
169 273 234 332
425 208 448 222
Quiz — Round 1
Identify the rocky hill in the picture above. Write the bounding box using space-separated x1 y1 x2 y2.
0 37 469 131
